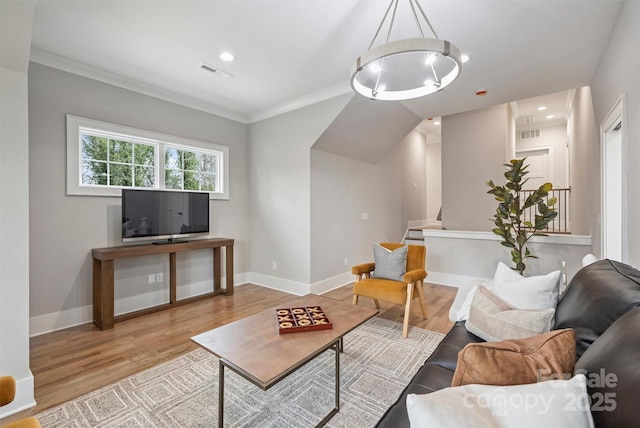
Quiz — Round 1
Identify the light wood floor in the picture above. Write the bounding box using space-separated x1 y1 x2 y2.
4 282 456 424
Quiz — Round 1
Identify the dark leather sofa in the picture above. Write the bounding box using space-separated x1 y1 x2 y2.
376 259 640 428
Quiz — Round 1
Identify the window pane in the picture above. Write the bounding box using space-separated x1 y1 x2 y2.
82 135 108 161
82 160 107 185
110 164 132 187
134 144 155 166
109 140 132 163
165 147 182 169
201 173 216 191
165 169 182 189
199 153 216 174
184 151 198 171
184 171 199 190
134 166 155 188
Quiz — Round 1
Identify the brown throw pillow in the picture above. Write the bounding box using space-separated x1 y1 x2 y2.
451 328 576 387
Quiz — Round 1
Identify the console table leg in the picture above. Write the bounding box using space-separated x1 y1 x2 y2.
169 252 177 304
213 247 221 292
225 245 234 296
93 259 114 330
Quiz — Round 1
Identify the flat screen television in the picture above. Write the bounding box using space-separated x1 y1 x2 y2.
122 189 210 243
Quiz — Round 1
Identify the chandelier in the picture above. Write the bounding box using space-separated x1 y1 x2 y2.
350 0 463 101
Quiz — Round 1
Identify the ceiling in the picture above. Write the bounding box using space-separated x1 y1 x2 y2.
30 0 623 124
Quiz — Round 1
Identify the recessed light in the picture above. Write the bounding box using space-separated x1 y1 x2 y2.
461 54 470 63
434 121 441 126
219 52 235 62
546 114 555 119
538 106 547 111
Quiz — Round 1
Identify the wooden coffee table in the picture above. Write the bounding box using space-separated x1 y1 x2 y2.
191 295 378 427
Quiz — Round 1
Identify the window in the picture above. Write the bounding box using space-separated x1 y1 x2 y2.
67 115 229 199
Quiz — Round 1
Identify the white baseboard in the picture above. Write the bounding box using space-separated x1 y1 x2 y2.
0 372 36 419
426 271 488 288
31 270 474 336
30 273 241 337
30 305 93 337
244 272 310 296
310 272 353 295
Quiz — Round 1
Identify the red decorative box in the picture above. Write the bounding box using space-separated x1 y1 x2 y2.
276 306 333 334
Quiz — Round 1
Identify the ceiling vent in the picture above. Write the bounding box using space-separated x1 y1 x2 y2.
520 128 541 140
200 62 233 79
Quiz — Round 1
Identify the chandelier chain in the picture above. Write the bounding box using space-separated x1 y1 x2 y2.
368 0 440 52
413 0 439 39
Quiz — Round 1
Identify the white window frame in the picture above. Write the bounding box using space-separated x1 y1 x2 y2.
66 115 229 200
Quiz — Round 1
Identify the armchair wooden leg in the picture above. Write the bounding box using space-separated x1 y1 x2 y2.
416 280 428 319
373 299 381 309
353 295 359 305
402 282 414 338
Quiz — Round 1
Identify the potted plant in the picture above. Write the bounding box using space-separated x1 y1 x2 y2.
486 158 558 275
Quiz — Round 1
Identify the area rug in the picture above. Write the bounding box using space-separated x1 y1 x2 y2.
37 318 444 427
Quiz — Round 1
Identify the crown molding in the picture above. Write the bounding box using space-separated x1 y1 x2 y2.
29 48 250 124
29 48 355 125
248 81 353 123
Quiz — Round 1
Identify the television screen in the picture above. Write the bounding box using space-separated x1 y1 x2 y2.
122 189 210 243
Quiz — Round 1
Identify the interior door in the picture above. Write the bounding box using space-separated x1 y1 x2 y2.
515 148 552 190
601 95 626 262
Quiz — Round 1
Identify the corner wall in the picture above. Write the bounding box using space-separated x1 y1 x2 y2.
567 87 599 239
309 148 402 285
441 103 510 231
248 94 352 292
0 0 36 417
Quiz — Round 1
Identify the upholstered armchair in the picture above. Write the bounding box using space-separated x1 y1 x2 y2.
0 376 40 428
352 243 428 338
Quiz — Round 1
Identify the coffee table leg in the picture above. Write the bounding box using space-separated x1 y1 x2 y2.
219 360 225 428
316 339 340 427
335 340 340 411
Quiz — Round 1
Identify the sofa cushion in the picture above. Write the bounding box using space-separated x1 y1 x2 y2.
425 322 483 372
465 286 555 341
406 374 594 428
555 259 640 358
451 328 576 387
371 243 407 281
374 323 480 428
574 306 640 428
375 364 455 428
492 261 561 310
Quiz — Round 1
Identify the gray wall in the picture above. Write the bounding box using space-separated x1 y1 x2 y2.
309 148 402 284
590 0 640 265
399 129 427 229
426 142 442 225
28 63 250 320
568 87 599 239
248 94 351 285
441 103 510 231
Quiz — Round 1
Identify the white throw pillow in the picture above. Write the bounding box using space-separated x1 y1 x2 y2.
448 279 493 322
406 374 595 428
492 262 561 310
582 254 599 267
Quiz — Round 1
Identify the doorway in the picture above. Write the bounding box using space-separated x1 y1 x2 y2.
601 95 627 262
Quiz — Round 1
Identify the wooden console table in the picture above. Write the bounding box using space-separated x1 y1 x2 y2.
92 237 234 330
